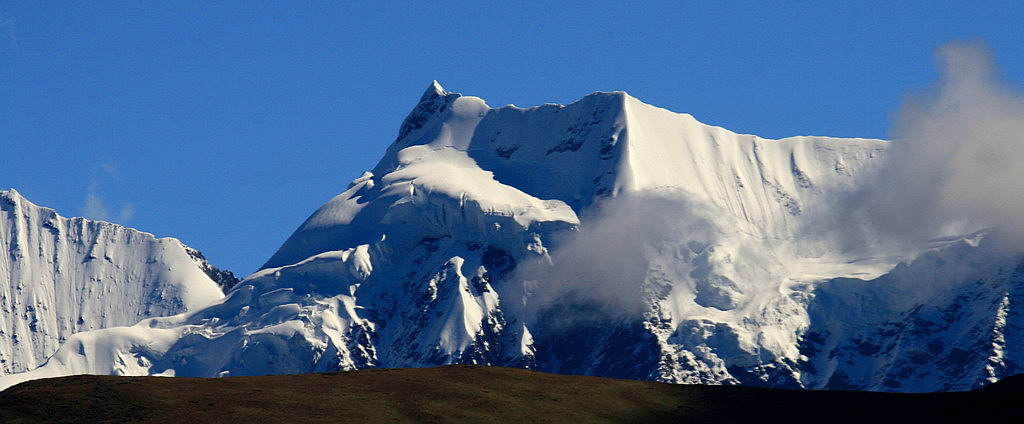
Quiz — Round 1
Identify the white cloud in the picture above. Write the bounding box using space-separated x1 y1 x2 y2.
100 162 121 181
80 165 135 224
820 40 1024 254
82 181 111 222
516 191 716 323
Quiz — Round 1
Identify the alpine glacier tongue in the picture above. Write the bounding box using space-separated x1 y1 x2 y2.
0 189 224 376
3 82 1021 392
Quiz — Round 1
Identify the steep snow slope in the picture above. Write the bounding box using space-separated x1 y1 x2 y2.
0 190 224 375
800 237 1024 391
3 83 1017 392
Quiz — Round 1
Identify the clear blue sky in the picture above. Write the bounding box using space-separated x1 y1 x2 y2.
2 1 1022 276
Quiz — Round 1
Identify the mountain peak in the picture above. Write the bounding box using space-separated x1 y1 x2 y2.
390 81 461 146
1 188 22 201
420 80 448 102
1 188 42 212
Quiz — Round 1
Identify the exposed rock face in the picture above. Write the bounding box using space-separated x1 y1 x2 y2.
184 247 239 293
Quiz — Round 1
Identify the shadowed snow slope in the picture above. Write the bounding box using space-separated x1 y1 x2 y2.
0 190 224 376
3 82 1020 392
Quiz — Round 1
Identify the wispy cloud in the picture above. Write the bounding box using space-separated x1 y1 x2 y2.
815 40 1024 254
80 164 135 224
100 162 121 181
517 192 717 324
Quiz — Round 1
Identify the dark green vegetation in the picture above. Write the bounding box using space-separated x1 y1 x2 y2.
0 365 1019 423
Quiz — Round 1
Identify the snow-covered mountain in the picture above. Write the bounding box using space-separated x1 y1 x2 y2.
1 82 1020 392
0 190 225 376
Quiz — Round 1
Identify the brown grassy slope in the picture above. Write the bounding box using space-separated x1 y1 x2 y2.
0 365 1019 424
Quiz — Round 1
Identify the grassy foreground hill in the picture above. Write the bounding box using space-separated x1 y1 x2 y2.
0 365 1019 423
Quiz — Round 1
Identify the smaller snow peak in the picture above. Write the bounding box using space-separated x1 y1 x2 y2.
1 189 47 214
0 190 17 208
1 188 25 204
421 80 448 102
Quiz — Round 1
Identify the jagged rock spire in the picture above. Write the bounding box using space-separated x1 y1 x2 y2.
420 80 447 102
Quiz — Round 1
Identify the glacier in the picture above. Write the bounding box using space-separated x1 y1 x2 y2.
1 82 1020 392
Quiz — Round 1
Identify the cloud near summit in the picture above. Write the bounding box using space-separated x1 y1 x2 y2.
822 40 1024 253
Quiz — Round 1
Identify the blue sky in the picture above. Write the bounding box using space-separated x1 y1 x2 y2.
1 1 1022 276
